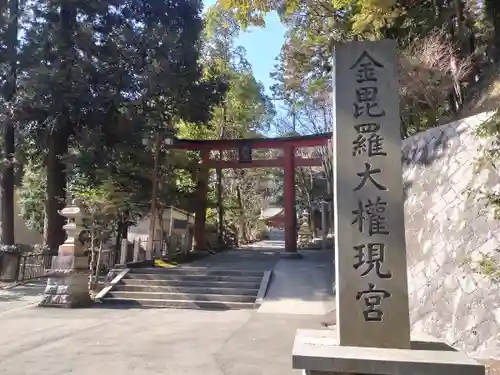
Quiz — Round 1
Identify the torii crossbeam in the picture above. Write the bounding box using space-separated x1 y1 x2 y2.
168 132 332 254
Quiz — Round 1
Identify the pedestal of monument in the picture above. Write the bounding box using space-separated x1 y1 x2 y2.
39 200 92 308
39 248 92 308
293 329 485 375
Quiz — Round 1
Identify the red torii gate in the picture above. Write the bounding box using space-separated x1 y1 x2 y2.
169 132 331 254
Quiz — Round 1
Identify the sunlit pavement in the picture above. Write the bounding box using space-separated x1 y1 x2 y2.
0 241 333 375
0 281 45 315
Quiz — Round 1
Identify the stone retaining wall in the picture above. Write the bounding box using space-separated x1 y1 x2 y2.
403 112 500 358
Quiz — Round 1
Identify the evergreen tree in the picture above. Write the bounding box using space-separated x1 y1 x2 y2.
16 0 225 249
0 0 19 245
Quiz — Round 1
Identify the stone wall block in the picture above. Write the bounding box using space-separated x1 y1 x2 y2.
408 270 428 294
458 321 492 357
422 255 440 279
475 235 500 256
456 274 479 295
403 114 500 356
474 334 500 359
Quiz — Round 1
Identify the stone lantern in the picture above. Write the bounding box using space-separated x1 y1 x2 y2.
40 199 92 308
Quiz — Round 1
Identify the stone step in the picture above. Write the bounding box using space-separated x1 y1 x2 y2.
114 284 259 296
125 273 262 283
121 278 261 289
107 291 256 303
101 297 255 310
129 267 265 278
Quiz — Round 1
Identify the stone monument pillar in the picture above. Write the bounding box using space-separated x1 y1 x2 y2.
292 39 485 375
39 199 92 308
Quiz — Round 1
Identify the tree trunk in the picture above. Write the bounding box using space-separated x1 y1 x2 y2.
45 128 70 250
120 213 129 241
115 213 129 250
44 1 77 251
486 0 500 62
0 0 19 246
147 132 161 257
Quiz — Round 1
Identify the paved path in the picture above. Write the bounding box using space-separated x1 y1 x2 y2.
0 306 327 375
258 249 335 315
184 242 335 315
185 246 282 271
0 281 46 315
0 241 335 374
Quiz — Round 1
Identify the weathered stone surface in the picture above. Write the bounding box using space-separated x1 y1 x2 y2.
39 270 91 308
333 40 410 349
293 329 484 375
403 111 500 358
0 252 19 281
39 200 92 308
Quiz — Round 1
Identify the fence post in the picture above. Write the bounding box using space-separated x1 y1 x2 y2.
120 239 128 265
14 252 21 281
21 256 27 281
133 240 140 263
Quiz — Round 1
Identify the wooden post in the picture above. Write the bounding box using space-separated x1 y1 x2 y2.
284 145 297 253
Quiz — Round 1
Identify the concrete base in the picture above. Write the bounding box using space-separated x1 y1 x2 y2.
254 270 272 307
258 250 334 315
39 254 92 308
0 251 19 281
293 329 485 375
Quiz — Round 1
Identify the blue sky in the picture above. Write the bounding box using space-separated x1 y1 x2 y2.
203 0 286 97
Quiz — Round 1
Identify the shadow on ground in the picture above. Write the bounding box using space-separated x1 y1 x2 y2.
0 281 46 302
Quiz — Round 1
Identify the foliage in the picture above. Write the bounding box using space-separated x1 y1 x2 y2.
221 0 499 139
464 110 500 279
9 0 500 249
216 0 500 231
471 109 500 220
477 254 500 282
171 4 278 244
398 30 473 134
18 161 46 234
466 253 500 283
3 0 227 248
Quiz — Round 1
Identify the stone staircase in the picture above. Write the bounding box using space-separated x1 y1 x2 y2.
100 267 267 309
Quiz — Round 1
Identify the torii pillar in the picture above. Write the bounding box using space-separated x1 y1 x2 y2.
283 145 297 254
193 144 299 255
194 150 209 251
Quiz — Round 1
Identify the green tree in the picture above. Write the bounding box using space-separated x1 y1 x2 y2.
223 0 488 136
16 0 129 249
0 0 19 245
15 0 225 250
18 160 46 234
485 0 500 61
